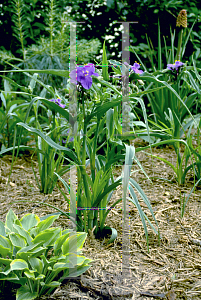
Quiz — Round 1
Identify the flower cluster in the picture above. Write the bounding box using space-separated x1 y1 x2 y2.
130 62 144 74
167 60 184 75
62 137 74 143
49 98 66 108
124 61 144 74
70 63 99 89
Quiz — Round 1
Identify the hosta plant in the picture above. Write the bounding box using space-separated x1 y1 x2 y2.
0 209 92 300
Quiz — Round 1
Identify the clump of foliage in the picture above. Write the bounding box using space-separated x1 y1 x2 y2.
0 209 92 300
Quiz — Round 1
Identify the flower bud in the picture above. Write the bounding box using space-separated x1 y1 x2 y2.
176 9 187 28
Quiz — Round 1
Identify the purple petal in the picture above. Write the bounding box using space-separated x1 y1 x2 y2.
84 64 99 77
175 61 184 67
131 66 143 74
133 62 141 69
80 76 93 89
59 103 66 108
167 61 184 71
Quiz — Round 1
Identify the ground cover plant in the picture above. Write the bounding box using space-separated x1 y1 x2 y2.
0 4 201 300
0 210 92 300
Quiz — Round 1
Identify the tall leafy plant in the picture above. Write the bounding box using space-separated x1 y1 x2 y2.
128 12 200 186
0 42 165 250
130 13 199 138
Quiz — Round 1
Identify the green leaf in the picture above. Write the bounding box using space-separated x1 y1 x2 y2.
20 214 40 231
106 227 118 244
1 69 69 78
53 261 73 271
35 274 45 280
32 228 59 245
9 233 27 250
106 108 114 139
76 255 91 266
129 185 149 251
62 233 87 255
17 243 45 254
102 41 109 81
0 244 12 258
13 224 32 244
24 270 35 280
93 178 122 207
65 265 92 278
43 228 61 247
28 73 38 93
29 257 43 274
0 235 12 251
10 259 28 271
16 285 38 300
16 122 79 164
5 209 18 234
36 215 60 233
0 257 12 266
0 272 19 281
54 232 71 256
39 99 75 126
40 281 61 288
92 169 112 202
17 247 46 260
0 220 6 237
0 145 42 157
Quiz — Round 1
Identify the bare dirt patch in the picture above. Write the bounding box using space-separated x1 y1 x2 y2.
0 140 201 300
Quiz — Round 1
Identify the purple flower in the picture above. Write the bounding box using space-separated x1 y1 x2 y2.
60 129 74 144
62 137 74 144
130 62 144 74
70 63 99 89
49 98 66 108
167 61 184 74
123 61 143 74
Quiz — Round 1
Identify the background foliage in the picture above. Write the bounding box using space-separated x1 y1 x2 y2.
1 0 200 63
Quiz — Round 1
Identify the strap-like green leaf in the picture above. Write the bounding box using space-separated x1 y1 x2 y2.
102 41 109 81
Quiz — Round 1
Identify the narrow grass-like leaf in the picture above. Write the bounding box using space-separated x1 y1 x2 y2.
16 123 79 164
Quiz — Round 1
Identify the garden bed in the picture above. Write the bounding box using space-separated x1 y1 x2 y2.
0 139 201 300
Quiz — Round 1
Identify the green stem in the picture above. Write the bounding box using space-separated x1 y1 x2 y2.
91 117 99 182
80 88 93 231
176 29 183 61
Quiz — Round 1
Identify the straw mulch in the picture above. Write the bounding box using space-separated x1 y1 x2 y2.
0 139 201 300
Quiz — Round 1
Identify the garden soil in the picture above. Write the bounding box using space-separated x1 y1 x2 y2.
0 139 201 300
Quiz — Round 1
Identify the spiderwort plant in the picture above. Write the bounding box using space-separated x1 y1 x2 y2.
52 50 160 249
28 96 73 194
0 44 161 250
130 15 198 139
129 15 200 187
